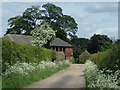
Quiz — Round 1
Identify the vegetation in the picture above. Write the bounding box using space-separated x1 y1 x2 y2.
2 60 70 89
87 34 112 54
91 43 120 71
85 60 120 89
31 22 55 47
6 3 78 42
0 38 1 90
0 76 1 90
71 34 112 63
5 2 113 62
71 36 90 59
79 56 90 64
85 42 120 89
2 39 56 72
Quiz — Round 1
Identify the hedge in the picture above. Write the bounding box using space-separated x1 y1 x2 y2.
91 43 120 71
2 39 56 72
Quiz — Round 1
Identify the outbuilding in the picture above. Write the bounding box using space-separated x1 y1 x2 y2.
4 34 73 60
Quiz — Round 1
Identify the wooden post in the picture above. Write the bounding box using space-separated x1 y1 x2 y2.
61 47 63 52
58 47 60 51
54 47 56 51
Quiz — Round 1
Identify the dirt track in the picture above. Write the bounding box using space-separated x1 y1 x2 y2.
26 64 85 88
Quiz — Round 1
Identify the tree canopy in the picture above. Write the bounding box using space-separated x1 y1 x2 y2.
71 36 90 59
87 34 113 54
6 3 78 42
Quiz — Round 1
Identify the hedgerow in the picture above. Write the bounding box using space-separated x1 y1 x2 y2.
91 43 120 71
2 39 56 72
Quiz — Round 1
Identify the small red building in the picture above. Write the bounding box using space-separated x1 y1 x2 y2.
50 38 73 60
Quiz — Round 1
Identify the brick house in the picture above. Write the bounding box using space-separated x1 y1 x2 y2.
50 38 73 60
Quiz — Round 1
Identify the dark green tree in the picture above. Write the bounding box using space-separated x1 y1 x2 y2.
71 36 90 59
87 34 112 54
6 3 78 42
6 6 41 35
115 39 120 44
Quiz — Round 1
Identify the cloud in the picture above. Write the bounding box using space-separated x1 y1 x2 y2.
91 27 118 38
85 3 118 13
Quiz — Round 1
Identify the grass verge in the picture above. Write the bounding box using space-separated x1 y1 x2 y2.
2 63 69 89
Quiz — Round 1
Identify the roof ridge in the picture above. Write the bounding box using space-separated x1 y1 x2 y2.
8 34 32 37
7 34 14 41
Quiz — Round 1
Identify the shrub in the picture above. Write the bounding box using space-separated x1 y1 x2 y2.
71 57 76 64
79 56 90 64
2 39 56 72
90 43 120 71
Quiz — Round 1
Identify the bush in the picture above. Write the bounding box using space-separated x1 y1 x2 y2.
79 56 90 64
91 43 120 71
71 57 76 64
2 39 56 72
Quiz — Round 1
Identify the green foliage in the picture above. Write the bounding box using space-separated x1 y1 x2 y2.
31 22 55 47
115 39 120 44
85 60 119 89
6 3 78 41
71 36 90 62
79 56 90 64
87 34 112 54
91 43 120 71
2 62 69 88
71 57 75 64
2 39 56 72
0 38 2 74
6 6 41 35
0 76 1 90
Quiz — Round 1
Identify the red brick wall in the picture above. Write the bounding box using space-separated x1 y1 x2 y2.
65 48 73 59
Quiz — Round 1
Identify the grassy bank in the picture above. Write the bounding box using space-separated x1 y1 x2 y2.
2 61 70 89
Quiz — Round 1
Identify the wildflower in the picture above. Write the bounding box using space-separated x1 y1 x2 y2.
85 60 119 89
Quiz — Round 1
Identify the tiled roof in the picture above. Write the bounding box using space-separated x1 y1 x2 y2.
80 50 91 57
50 38 72 47
3 34 32 44
3 34 73 47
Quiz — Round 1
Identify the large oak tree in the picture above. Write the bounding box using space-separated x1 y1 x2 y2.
6 3 78 42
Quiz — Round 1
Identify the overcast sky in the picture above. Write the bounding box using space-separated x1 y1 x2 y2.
1 1 119 39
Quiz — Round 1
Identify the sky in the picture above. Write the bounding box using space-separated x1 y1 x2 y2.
1 1 119 39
